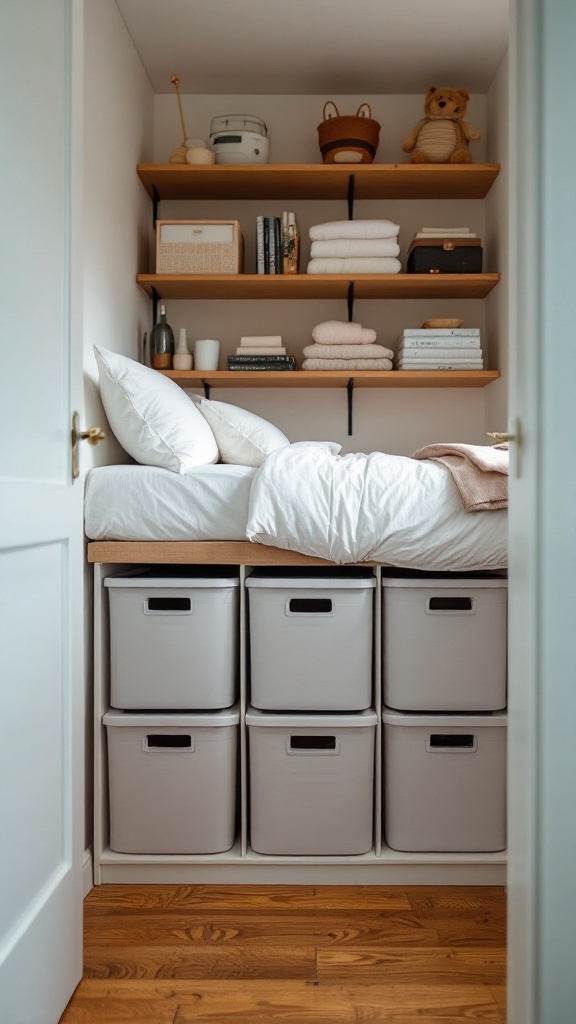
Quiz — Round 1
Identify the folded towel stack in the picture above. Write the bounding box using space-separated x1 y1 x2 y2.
303 320 393 370
307 220 401 275
395 327 484 370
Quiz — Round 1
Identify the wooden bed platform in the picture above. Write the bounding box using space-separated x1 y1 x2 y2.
86 540 377 566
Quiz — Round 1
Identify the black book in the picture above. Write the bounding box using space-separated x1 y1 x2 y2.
227 362 296 371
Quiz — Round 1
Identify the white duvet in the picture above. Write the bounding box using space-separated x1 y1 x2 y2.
246 443 507 570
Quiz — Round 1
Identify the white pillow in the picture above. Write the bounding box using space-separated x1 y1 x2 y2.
193 397 289 468
94 346 219 473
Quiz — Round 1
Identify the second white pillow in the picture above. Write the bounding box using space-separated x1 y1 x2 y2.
194 398 289 468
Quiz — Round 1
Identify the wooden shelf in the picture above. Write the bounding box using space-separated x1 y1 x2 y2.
137 273 500 301
161 369 500 389
137 163 500 201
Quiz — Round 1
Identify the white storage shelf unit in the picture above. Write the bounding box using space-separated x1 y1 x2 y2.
93 560 506 885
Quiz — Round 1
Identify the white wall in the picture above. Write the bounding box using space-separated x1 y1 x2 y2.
82 0 153 848
152 92 493 454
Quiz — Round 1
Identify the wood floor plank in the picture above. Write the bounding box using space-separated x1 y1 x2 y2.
83 944 317 980
406 887 506 910
62 980 504 1023
317 946 506 984
83 884 411 913
83 911 439 948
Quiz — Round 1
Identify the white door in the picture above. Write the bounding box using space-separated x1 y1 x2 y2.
507 0 576 1021
0 2 84 1022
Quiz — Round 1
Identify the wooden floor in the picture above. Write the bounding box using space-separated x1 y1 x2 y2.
60 885 507 1023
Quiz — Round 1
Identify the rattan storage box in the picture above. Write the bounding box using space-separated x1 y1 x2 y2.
156 220 244 274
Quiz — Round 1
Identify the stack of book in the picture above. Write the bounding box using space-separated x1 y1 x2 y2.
227 335 297 372
256 213 299 275
395 328 484 370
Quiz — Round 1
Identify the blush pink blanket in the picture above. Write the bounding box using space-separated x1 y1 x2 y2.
411 442 508 512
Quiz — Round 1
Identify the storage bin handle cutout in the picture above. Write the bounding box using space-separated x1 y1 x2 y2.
287 735 341 756
426 596 476 615
426 734 478 753
144 596 194 615
285 598 334 617
143 734 195 753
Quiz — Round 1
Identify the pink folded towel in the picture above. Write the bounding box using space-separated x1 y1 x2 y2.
411 442 508 512
307 257 402 274
303 357 393 370
304 343 394 360
309 219 400 241
312 321 376 345
310 238 400 258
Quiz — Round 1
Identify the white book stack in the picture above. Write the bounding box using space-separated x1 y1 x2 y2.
395 328 484 370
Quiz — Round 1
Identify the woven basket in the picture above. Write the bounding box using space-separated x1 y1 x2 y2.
317 102 381 164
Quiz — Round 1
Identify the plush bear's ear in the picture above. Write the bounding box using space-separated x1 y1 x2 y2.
458 89 470 102
427 86 438 97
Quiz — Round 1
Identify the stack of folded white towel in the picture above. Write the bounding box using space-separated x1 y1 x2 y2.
307 220 401 275
302 321 394 370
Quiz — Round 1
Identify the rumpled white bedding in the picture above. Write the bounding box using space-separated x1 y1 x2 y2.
85 446 507 570
246 443 507 569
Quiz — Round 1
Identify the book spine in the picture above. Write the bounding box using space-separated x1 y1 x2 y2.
399 347 484 359
229 355 294 363
400 337 481 348
227 363 296 371
266 217 276 274
401 328 480 338
263 218 270 274
282 211 299 275
256 216 265 275
274 217 283 274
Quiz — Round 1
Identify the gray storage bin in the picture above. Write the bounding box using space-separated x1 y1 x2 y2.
246 570 375 711
246 706 377 855
104 706 239 854
383 707 507 852
382 573 507 711
105 569 239 709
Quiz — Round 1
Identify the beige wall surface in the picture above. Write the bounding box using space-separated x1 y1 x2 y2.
485 53 509 433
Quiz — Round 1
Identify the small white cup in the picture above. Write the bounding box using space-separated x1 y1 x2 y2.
194 338 220 371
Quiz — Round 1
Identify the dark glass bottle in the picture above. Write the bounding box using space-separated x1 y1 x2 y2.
150 304 174 369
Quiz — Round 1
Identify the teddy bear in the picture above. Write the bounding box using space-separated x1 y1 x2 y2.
402 86 480 164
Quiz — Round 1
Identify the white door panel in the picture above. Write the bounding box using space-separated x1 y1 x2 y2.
0 1 84 1022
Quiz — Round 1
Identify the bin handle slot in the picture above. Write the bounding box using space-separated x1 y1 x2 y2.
146 597 192 613
427 596 475 613
287 598 333 615
145 734 194 750
427 733 477 752
288 735 339 755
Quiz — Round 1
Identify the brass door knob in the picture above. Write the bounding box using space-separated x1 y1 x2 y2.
71 412 106 479
486 431 515 443
81 426 106 446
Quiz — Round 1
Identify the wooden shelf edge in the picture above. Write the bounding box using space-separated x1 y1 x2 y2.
161 369 500 389
137 162 500 201
136 272 501 301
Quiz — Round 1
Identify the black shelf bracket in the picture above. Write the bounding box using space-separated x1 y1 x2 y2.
347 281 355 323
203 380 211 400
347 174 356 220
347 377 355 435
152 185 160 229
151 286 161 327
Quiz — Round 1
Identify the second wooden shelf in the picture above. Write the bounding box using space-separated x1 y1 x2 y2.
162 369 499 389
138 273 500 301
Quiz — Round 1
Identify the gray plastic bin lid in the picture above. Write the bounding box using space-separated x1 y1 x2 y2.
382 707 507 728
103 704 240 727
105 567 239 588
246 575 376 590
381 576 507 589
246 706 378 728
